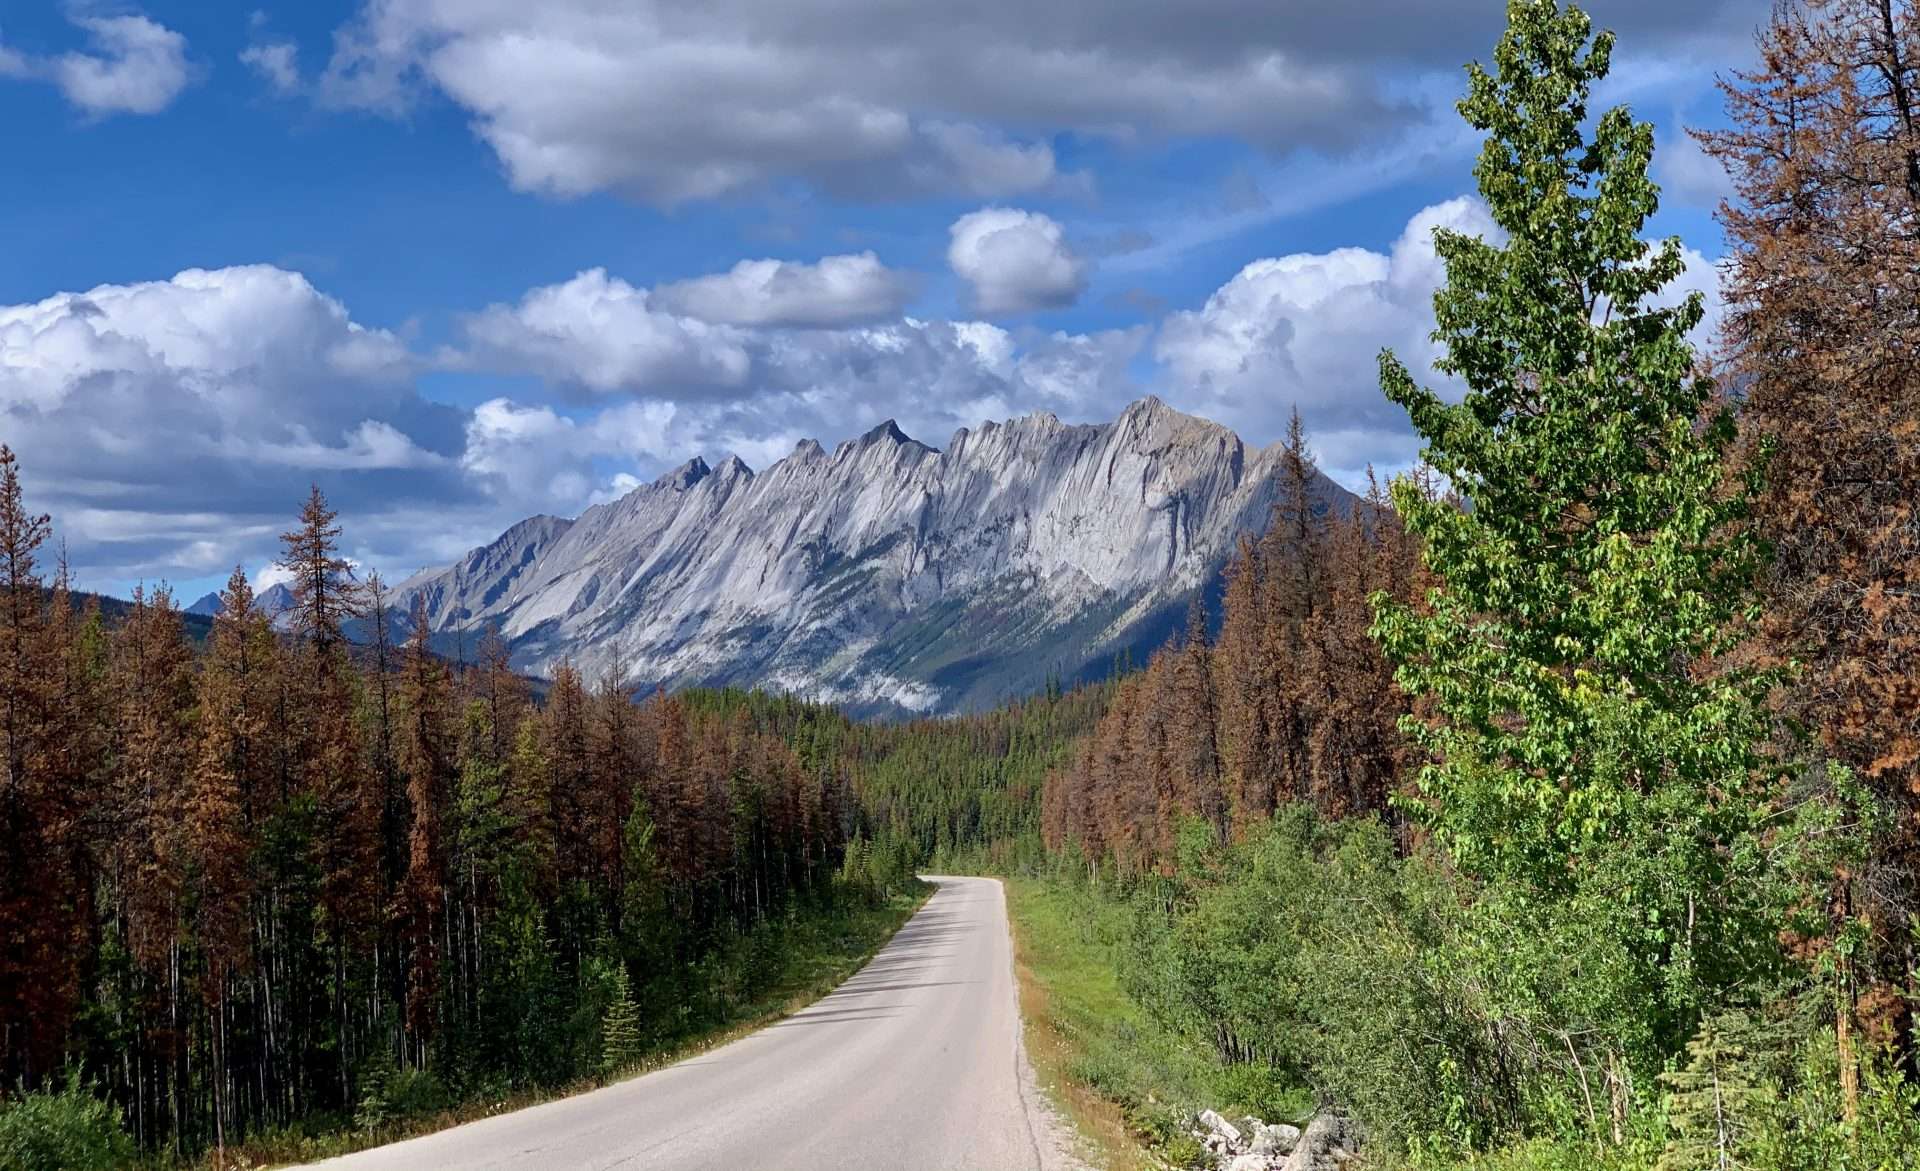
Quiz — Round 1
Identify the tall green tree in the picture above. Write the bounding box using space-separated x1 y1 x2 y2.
1370 0 1787 1133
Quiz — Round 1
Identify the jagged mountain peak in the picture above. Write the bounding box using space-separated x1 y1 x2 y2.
396 400 1350 716
657 457 710 491
1117 394 1236 444
865 418 911 444
837 417 937 460
713 453 755 479
190 581 297 619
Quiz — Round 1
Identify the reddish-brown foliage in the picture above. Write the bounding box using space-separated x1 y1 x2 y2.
1041 424 1421 874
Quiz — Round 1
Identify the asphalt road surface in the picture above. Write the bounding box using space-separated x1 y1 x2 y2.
298 876 1080 1171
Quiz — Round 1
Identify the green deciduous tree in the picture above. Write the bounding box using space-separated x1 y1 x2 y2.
1370 0 1792 1139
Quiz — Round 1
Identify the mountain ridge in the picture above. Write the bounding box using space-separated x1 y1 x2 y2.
396 397 1348 716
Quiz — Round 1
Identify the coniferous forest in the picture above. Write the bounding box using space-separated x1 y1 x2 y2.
0 468 926 1165
8 1 1920 1168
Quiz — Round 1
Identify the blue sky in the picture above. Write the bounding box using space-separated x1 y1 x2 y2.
0 0 1759 599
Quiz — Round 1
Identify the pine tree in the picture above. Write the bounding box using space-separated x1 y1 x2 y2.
112 585 198 972
588 661 641 902
186 568 262 1155
1213 537 1273 833
1701 0 1920 1051
1265 408 1324 629
543 664 594 889
398 594 454 1056
362 570 407 923
0 445 49 796
473 624 527 768
1170 597 1225 840
0 446 70 1085
274 488 378 1108
187 577 257 985
278 486 355 659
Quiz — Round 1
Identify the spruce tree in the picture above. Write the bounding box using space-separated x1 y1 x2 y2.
1656 1009 1790 1171
600 964 643 1075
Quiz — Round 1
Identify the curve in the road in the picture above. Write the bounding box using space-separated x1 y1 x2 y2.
297 876 1081 1171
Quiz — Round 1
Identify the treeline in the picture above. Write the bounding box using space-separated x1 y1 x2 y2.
678 680 1113 872
1042 417 1423 875
0 468 871 1159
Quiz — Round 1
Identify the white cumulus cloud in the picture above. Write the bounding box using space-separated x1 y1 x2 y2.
5 12 196 116
456 269 755 397
948 208 1087 315
1155 197 1496 478
57 14 191 115
0 265 467 584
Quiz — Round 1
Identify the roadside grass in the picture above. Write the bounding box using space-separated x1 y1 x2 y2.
173 885 930 1171
1005 877 1287 1171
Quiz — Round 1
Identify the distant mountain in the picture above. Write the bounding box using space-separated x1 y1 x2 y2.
394 397 1350 716
186 582 297 619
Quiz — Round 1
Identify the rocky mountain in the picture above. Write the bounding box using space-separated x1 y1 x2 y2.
395 397 1350 716
186 582 296 619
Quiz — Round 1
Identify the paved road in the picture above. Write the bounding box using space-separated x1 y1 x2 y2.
300 876 1075 1171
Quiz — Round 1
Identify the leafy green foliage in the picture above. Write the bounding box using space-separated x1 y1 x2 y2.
1368 0 1796 1134
0 1076 133 1171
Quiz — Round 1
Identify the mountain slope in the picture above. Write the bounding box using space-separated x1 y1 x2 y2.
400 397 1349 715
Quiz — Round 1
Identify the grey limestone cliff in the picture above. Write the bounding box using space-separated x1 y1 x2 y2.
395 397 1348 716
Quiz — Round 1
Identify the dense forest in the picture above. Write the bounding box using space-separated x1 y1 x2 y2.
8 1 1920 1168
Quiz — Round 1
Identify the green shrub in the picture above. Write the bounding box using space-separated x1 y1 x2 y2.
386 1068 450 1117
0 1077 133 1171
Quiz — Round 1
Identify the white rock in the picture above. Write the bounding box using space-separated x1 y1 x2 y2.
1251 1123 1301 1156
1280 1116 1359 1171
1228 1156 1278 1171
1198 1109 1244 1146
393 397 1350 713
